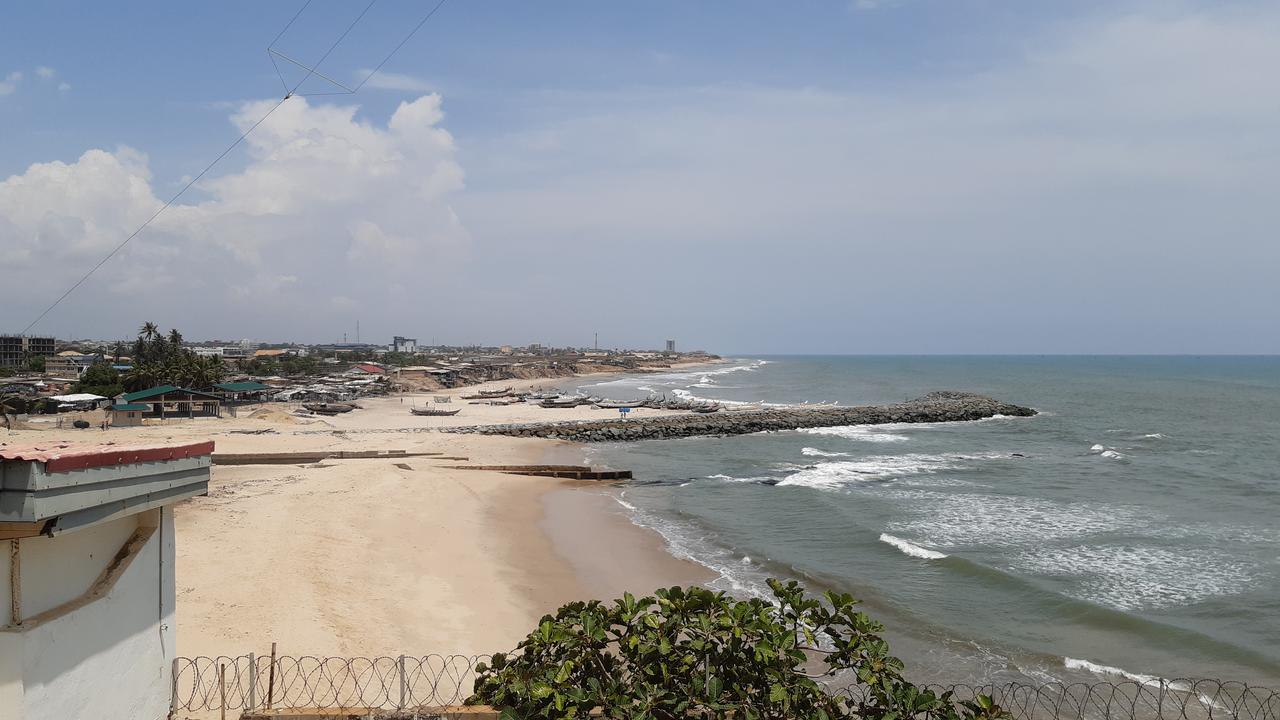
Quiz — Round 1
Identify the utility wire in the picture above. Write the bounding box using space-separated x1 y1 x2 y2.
269 0 314 49
354 0 448 93
268 0 314 92
287 0 377 97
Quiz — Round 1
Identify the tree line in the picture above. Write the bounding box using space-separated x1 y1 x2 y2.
75 322 227 396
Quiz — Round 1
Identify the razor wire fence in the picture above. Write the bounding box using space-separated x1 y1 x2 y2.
170 654 488 714
835 681 1280 720
171 654 1280 720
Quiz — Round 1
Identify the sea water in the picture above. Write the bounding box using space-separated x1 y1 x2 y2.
565 356 1280 686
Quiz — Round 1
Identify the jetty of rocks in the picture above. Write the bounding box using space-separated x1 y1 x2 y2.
438 391 1036 443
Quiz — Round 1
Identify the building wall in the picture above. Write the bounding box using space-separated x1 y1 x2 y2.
1 508 175 720
18 515 138 617
0 337 56 368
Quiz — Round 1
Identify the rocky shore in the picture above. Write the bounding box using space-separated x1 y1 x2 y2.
438 391 1036 442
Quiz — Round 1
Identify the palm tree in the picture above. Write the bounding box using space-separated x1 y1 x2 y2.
168 328 183 350
122 364 159 392
112 342 125 364
138 322 160 342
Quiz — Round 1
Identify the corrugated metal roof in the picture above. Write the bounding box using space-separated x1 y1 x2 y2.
213 381 272 392
0 440 215 472
122 385 222 402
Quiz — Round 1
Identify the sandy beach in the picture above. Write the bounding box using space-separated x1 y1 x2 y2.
0 369 714 663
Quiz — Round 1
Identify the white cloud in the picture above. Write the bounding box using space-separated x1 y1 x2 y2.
356 69 434 93
35 66 55 79
0 94 468 339
0 71 22 96
58 82 71 93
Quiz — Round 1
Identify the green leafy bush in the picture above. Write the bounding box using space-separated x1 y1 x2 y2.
469 579 1006 720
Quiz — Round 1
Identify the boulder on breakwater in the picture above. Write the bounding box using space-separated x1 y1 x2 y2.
437 391 1036 443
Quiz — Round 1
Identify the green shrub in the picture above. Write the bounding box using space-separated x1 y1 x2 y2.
469 579 1006 720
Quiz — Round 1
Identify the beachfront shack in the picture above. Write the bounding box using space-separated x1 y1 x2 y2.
110 402 147 427
213 380 272 404
119 385 222 419
0 440 214 720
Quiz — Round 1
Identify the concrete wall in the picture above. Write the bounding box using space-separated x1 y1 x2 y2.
1 507 175 720
19 514 137 617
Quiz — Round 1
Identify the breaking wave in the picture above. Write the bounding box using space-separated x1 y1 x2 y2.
776 453 1002 490
801 425 910 443
801 447 851 457
879 533 948 560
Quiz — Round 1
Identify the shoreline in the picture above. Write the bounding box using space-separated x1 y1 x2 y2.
0 359 734 663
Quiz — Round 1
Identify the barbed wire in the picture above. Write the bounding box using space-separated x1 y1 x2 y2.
171 654 1280 719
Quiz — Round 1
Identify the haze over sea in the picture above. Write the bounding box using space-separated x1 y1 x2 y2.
566 356 1280 687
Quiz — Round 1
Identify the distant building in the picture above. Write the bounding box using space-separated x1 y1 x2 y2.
351 363 387 375
499 345 513 355
666 339 676 353
312 343 382 354
392 336 418 353
110 402 147 426
0 336 56 368
0 440 213 719
43 355 98 378
119 386 222 418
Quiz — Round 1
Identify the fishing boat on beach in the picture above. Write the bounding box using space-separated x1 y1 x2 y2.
302 402 355 415
461 387 514 400
410 406 461 416
540 395 594 408
594 398 649 409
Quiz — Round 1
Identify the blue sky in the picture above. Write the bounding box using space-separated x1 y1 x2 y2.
2 1 1278 352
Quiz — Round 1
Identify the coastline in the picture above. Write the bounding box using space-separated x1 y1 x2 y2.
1 361 715 662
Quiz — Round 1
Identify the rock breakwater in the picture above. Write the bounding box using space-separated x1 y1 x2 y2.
438 391 1036 443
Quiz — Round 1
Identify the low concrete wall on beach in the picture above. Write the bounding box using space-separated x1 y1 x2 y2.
438 391 1036 443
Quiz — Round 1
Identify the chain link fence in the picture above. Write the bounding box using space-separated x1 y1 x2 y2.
172 654 1279 719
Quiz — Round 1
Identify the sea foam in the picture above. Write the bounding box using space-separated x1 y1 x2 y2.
879 533 948 560
801 425 910 443
801 447 851 457
777 453 1000 490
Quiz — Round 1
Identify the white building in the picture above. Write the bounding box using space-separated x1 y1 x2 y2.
392 336 418 353
0 440 214 720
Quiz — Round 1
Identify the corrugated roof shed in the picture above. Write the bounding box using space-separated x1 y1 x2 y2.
213 381 272 392
122 386 223 402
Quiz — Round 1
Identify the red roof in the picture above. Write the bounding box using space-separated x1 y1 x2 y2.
0 440 215 473
353 363 386 374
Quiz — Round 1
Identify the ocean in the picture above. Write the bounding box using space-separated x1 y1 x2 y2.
563 356 1280 687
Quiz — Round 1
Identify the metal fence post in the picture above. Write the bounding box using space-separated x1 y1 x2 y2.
267 642 278 709
247 653 257 712
168 657 180 719
398 655 408 709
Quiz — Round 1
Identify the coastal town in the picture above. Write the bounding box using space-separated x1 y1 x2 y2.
1 330 714 427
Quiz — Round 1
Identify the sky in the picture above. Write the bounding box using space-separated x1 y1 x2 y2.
1 0 1278 354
